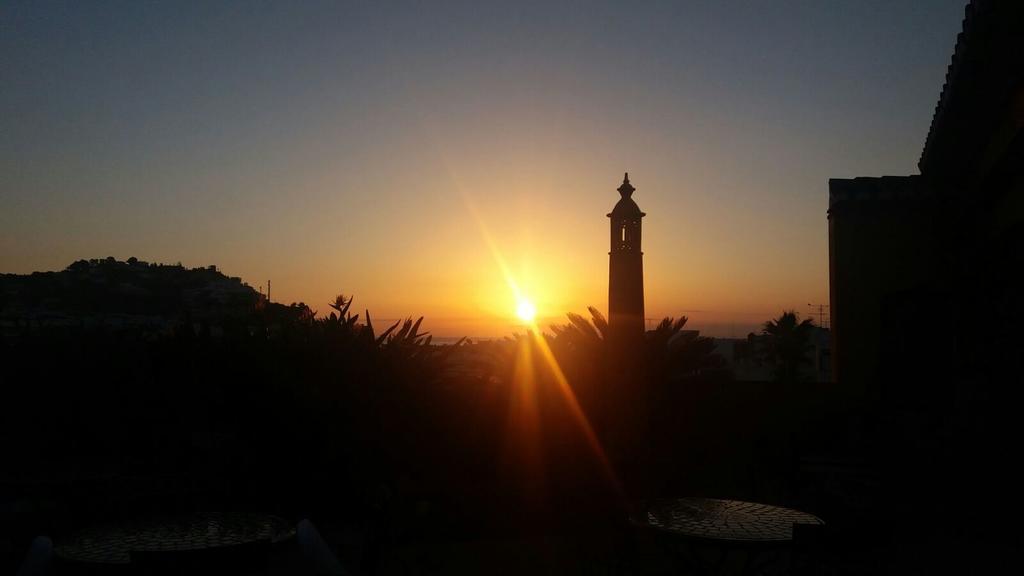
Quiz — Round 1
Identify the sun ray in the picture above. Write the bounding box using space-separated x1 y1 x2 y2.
527 327 622 493
443 166 621 495
502 335 547 504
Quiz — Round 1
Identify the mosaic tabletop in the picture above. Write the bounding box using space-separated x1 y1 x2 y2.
642 497 823 543
55 512 295 564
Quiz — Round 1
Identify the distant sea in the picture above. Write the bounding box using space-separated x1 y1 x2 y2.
432 336 500 345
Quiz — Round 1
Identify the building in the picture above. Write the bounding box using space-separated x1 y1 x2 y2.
607 173 646 339
827 0 1024 544
829 0 1024 407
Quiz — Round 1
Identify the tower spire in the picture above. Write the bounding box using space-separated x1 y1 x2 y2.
608 172 645 338
617 172 635 198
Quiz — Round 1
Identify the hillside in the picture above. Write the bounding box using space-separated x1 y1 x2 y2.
0 257 260 326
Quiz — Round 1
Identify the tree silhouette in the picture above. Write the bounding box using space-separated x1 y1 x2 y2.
548 306 726 382
759 310 814 383
542 307 731 496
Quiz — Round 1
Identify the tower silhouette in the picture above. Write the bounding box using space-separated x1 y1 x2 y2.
608 172 646 338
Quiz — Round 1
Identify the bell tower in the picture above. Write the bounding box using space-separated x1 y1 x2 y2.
608 172 646 337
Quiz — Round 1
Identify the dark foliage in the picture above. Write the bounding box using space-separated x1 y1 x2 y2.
0 289 840 574
749 310 815 383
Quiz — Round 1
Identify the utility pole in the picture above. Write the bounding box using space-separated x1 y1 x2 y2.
267 280 271 303
807 303 830 329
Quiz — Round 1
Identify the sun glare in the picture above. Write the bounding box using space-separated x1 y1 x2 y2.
516 299 537 323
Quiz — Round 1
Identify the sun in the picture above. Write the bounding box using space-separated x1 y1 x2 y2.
516 299 537 323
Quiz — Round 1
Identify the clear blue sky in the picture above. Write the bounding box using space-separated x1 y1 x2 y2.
0 1 967 336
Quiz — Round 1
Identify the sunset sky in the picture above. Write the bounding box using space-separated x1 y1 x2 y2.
1 1 966 337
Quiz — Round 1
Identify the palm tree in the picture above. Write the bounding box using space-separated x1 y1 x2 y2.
320 293 463 368
759 310 815 383
544 308 730 496
547 306 726 382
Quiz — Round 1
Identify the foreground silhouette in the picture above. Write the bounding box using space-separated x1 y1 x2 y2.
4 279 852 573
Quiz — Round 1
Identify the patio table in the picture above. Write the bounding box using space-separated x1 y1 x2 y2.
54 511 295 566
633 497 824 574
